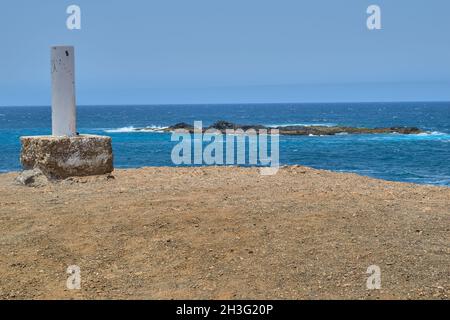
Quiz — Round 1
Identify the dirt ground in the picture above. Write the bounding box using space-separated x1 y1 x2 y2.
0 166 448 300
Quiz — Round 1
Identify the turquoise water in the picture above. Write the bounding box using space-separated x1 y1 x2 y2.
0 102 449 186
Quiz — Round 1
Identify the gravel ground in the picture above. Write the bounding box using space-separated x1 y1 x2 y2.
0 166 448 300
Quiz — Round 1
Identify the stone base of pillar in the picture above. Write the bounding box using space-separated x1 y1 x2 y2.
20 135 114 179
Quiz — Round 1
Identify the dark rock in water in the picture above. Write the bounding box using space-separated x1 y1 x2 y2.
389 127 422 134
171 122 194 130
208 121 237 130
167 122 195 132
207 121 267 131
163 120 424 136
276 125 423 136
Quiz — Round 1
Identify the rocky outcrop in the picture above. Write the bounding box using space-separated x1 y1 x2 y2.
277 125 423 135
20 135 114 179
164 121 423 135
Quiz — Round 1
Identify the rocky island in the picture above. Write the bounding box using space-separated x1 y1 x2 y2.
133 121 423 135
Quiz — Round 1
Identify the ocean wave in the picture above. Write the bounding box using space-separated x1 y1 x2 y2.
416 131 447 136
104 126 137 133
361 131 450 141
105 125 168 133
405 131 450 139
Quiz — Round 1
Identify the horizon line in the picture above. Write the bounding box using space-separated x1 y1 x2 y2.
1 100 450 108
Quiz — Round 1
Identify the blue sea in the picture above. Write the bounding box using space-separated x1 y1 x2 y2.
0 102 449 186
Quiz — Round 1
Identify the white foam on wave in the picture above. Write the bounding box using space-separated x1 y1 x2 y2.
408 131 450 140
360 130 450 142
105 125 168 133
416 131 447 136
105 126 136 133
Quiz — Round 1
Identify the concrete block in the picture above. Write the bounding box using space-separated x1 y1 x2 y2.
20 135 113 179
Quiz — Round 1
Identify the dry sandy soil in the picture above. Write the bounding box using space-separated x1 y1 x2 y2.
0 166 448 300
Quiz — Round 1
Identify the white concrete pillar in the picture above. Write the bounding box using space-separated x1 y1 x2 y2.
51 46 77 136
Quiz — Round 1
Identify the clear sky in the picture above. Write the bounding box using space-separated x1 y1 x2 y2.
0 0 449 106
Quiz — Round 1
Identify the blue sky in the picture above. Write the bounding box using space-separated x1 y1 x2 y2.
0 0 449 106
